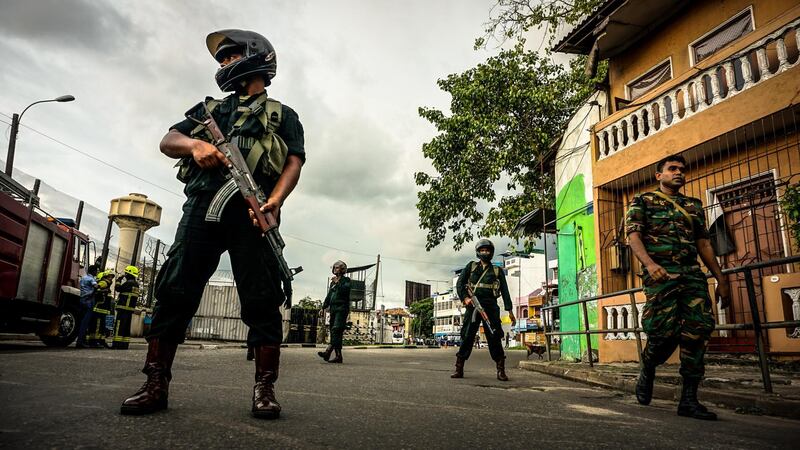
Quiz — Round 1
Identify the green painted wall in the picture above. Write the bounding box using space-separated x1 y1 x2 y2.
555 174 598 361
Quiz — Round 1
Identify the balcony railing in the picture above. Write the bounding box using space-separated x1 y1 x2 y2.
597 17 800 160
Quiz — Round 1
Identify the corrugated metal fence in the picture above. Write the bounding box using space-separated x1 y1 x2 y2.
187 279 249 342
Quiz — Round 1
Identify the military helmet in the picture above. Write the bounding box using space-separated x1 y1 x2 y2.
332 260 347 274
206 29 277 92
124 265 140 278
475 238 495 261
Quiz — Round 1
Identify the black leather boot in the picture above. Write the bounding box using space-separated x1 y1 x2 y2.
677 378 717 420
636 364 656 405
252 344 281 420
317 345 333 361
120 339 178 415
495 356 509 381
328 348 343 363
450 355 465 378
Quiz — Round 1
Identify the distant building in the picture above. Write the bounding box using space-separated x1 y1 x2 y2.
404 280 431 307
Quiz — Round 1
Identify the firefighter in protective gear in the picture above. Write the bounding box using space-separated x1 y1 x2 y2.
87 271 116 348
112 266 141 350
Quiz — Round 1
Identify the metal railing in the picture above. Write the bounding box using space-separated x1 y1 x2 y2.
541 254 800 393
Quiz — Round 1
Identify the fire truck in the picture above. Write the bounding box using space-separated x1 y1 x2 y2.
0 171 94 346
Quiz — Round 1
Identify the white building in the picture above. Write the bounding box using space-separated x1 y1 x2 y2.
433 274 462 343
503 253 548 342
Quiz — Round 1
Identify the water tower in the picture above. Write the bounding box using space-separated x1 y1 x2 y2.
109 193 161 273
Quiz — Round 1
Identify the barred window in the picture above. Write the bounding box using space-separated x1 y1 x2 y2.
691 8 754 64
626 59 672 100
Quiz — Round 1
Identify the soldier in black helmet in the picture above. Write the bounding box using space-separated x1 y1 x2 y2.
451 239 516 381
318 260 351 363
120 29 305 420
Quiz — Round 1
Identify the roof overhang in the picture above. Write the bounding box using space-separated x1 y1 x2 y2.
513 208 557 236
553 0 691 59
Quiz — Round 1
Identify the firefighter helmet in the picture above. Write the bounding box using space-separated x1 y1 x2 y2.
124 265 140 278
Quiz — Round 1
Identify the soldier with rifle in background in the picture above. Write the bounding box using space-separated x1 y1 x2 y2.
120 29 305 420
451 239 516 381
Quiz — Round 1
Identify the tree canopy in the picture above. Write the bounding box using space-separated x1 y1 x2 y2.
416 44 600 250
409 298 434 338
479 0 605 47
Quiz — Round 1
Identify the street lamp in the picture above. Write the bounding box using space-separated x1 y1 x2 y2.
5 95 76 176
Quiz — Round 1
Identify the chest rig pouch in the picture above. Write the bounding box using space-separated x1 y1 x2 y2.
468 261 501 298
175 94 289 186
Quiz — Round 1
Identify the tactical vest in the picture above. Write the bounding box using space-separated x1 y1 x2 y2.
468 262 501 298
176 93 289 184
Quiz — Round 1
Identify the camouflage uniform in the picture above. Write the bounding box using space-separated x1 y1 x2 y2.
625 189 715 380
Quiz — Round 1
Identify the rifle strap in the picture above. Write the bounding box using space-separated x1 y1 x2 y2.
651 190 694 235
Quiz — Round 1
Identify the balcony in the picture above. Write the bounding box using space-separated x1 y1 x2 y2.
596 16 800 162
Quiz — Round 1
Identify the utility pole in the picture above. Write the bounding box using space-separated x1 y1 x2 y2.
372 254 380 310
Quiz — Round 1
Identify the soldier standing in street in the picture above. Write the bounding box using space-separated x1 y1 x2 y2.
120 29 305 420
626 154 730 421
318 260 351 363
451 239 516 381
112 265 141 350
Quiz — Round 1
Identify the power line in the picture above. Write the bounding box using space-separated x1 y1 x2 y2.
0 112 462 269
0 111 184 199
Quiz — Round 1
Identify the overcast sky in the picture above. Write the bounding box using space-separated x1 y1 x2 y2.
0 0 551 308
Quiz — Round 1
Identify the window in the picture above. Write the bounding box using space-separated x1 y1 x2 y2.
626 59 672 100
690 7 754 65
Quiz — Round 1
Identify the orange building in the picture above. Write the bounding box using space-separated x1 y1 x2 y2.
555 0 800 361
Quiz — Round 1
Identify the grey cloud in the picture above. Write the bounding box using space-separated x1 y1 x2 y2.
0 0 133 51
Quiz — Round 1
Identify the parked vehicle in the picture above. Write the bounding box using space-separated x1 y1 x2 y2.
0 172 94 346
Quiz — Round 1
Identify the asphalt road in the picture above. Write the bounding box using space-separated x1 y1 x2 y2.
1 343 798 449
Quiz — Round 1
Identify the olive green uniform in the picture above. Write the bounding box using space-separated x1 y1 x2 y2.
455 262 512 361
322 276 351 349
625 189 715 380
147 92 305 347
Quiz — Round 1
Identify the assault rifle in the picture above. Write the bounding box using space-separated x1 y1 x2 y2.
465 285 495 337
186 103 302 306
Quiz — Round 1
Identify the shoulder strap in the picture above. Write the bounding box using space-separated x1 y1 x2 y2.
651 191 694 233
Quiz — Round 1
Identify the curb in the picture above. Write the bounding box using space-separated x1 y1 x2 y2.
519 361 800 420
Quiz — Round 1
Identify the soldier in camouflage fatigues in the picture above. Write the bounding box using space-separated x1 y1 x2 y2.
626 155 730 421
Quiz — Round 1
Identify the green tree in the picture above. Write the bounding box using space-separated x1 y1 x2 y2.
297 296 322 310
409 298 434 338
416 44 600 250
480 0 605 47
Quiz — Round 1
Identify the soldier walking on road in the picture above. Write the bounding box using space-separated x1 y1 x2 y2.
626 154 730 421
120 29 305 420
318 261 351 363
451 239 516 381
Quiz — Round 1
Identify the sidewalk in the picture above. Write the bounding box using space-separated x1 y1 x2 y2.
518 356 800 420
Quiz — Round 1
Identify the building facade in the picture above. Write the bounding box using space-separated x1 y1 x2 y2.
555 0 800 360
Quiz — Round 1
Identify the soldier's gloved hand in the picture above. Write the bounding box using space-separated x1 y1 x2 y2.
191 139 230 169
508 311 517 327
463 297 473 306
